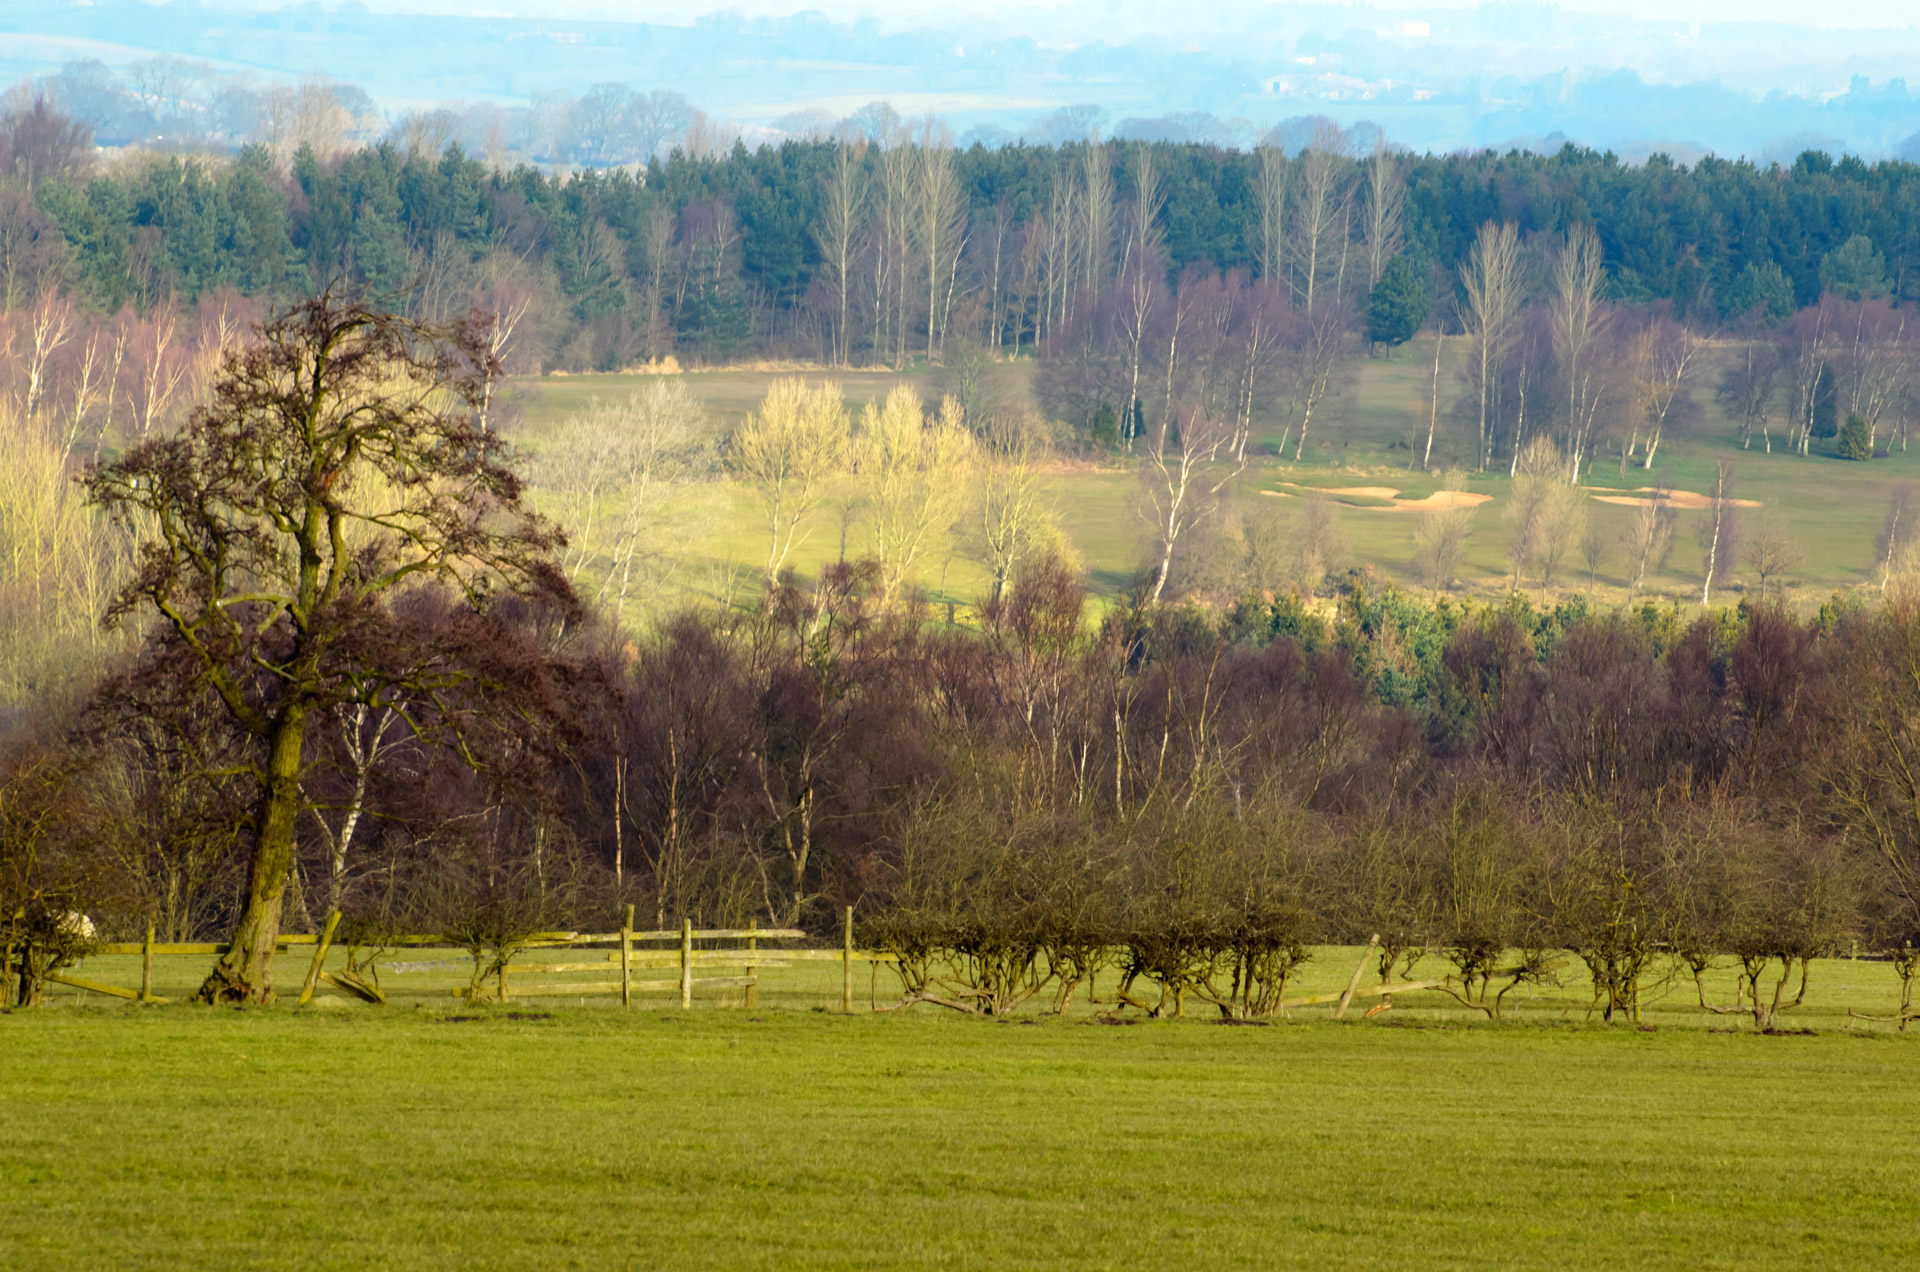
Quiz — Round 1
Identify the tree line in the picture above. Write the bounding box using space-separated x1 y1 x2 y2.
9 89 1920 375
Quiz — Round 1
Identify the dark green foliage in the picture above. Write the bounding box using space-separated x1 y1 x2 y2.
1365 254 1430 348
1088 402 1119 449
19 135 1920 361
553 210 627 322
340 146 410 293
34 177 134 309
1837 413 1874 460
1819 234 1889 300
1722 260 1795 324
1811 363 1839 438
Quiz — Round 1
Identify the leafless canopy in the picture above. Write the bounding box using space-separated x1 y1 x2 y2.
85 291 575 1002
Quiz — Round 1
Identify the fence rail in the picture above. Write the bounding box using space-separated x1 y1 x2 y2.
60 922 1437 1022
65 909 887 1011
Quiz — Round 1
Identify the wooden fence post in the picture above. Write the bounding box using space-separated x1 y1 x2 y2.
680 917 693 1010
140 920 156 1004
1333 934 1380 1021
621 904 634 1008
842 906 853 1014
745 919 757 1010
297 910 343 1007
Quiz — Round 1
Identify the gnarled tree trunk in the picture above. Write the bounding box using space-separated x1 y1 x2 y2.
198 700 309 1003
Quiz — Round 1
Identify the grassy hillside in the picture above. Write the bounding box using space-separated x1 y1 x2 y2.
504 338 1909 619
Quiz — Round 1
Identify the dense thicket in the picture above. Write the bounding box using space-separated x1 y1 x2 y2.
9 547 1920 1022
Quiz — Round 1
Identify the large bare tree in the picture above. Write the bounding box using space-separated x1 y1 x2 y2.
85 293 573 1002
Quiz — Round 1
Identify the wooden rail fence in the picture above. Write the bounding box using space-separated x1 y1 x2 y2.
57 907 898 1011
55 922 1449 1020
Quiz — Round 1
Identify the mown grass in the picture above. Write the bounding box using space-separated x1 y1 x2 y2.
504 342 1917 617
4 948 1917 1270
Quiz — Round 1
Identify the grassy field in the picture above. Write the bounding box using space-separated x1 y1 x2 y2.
4 948 1918 1270
503 340 1917 618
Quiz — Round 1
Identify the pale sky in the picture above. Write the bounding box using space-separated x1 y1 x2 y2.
324 0 1920 28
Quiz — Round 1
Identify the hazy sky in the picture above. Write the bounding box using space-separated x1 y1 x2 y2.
20 0 1917 155
1458 0 1915 23
328 0 1920 29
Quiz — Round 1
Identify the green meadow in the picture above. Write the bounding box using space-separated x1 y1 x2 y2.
4 944 1918 1271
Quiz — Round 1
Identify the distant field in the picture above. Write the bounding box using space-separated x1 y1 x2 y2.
502 339 1913 617
5 946 1918 1271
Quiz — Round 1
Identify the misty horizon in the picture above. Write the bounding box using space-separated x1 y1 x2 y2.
2 0 1918 164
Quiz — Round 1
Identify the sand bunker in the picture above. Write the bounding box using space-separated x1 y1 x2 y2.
1318 486 1403 500
1585 486 1762 511
1263 485 1493 511
1394 490 1495 510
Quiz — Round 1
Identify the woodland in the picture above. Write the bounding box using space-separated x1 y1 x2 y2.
2 92 1920 1027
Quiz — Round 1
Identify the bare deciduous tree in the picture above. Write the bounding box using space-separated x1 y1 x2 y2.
857 387 976 599
814 142 867 367
1413 471 1475 598
1255 143 1287 284
85 293 574 1002
1460 221 1523 472
0 189 70 312
547 380 709 626
913 122 968 362
1285 122 1352 318
1742 512 1803 600
1700 459 1739 606
1878 484 1918 593
978 416 1054 602
1291 490 1345 599
1579 508 1608 593
1629 315 1700 470
1287 301 1350 463
0 96 93 190
1505 438 1579 595
729 378 849 585
1551 225 1610 483
1080 140 1115 306
1142 408 1243 604
1362 144 1405 291
1622 485 1676 599
1718 338 1782 452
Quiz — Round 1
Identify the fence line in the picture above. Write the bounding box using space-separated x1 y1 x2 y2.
62 917 1446 1018
64 907 895 1010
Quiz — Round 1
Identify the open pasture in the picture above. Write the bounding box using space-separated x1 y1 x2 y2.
503 343 1919 616
3 947 1918 1271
